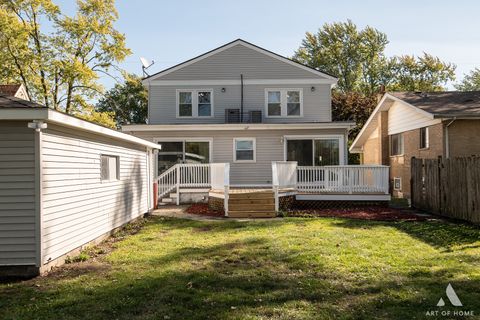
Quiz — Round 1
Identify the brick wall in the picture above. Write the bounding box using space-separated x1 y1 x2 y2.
389 123 444 198
448 120 480 157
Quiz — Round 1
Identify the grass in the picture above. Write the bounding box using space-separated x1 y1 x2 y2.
1 216 479 319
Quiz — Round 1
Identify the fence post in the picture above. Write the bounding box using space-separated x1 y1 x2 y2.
410 157 415 208
437 156 442 214
176 165 180 205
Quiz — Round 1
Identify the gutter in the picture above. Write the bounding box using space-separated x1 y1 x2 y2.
444 117 456 159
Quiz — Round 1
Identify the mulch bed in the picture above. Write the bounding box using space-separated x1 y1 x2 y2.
186 203 225 217
287 207 427 221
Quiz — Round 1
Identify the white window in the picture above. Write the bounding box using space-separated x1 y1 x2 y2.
265 89 303 117
390 133 404 156
419 127 429 149
177 89 213 118
233 138 256 162
100 155 119 181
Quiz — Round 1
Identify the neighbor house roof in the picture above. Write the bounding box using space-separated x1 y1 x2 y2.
142 39 338 84
349 91 480 153
389 91 480 117
0 94 160 149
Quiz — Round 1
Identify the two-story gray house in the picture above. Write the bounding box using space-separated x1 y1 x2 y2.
123 39 353 183
123 39 390 216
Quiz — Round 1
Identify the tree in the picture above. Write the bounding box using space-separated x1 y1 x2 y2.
455 68 480 91
95 74 148 128
0 0 130 123
293 21 455 95
293 20 391 95
389 53 456 92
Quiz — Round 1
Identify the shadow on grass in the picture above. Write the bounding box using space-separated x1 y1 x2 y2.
331 218 480 250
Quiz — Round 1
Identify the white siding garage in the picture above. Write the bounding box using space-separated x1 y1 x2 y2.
0 98 159 277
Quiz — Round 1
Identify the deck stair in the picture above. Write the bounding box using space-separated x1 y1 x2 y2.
227 190 276 218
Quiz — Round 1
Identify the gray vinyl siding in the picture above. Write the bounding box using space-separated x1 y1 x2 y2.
149 84 331 124
0 121 36 266
131 128 347 185
41 124 149 264
159 44 325 80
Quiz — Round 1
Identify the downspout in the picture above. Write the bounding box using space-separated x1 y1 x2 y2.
445 117 456 158
240 74 244 123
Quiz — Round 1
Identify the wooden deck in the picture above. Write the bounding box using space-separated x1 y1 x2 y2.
209 188 278 218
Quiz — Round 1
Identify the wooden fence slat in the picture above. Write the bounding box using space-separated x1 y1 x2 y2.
411 156 480 224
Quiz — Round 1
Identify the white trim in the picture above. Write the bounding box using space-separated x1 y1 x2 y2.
150 79 334 86
153 137 213 164
0 108 160 149
283 134 345 166
296 194 391 201
264 88 304 118
34 129 43 267
122 122 355 132
176 89 214 118
233 137 256 163
144 39 337 83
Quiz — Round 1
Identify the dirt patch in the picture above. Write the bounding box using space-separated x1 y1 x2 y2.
287 207 428 221
186 203 225 217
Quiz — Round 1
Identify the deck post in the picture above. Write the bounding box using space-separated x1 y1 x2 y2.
176 165 180 205
274 185 279 212
224 185 229 217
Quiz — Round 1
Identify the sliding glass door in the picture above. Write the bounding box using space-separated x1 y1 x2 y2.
286 137 341 166
157 140 210 175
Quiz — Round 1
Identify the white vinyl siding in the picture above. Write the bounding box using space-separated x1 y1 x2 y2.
0 121 36 266
132 128 347 185
41 125 149 264
388 101 441 135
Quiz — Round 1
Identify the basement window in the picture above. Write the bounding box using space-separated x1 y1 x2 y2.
100 155 119 181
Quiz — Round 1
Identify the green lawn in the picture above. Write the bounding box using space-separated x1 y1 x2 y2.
1 216 479 320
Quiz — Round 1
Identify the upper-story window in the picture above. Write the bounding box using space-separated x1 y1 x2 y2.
177 89 213 118
265 89 303 117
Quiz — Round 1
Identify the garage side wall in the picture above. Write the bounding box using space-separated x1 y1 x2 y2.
0 121 37 266
41 124 150 265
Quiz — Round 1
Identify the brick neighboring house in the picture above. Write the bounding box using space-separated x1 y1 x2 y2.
350 91 480 199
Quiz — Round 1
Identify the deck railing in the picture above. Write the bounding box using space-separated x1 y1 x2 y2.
297 165 389 194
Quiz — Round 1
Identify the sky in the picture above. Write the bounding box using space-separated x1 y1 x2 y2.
60 0 480 90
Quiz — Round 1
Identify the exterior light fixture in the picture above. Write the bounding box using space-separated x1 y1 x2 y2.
221 87 226 93
311 86 315 92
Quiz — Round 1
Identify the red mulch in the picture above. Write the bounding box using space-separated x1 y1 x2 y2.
186 203 225 217
288 207 427 221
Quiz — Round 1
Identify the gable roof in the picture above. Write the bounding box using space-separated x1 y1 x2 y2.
389 91 480 117
349 91 480 153
143 39 337 83
0 84 29 100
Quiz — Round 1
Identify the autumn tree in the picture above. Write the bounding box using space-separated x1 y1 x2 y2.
455 68 480 91
0 0 130 126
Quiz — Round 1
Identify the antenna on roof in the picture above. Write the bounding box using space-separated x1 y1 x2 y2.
140 57 155 77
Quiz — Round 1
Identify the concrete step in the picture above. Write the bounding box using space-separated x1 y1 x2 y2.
161 197 174 203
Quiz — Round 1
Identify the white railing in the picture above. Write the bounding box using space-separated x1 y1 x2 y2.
272 161 298 211
210 163 230 216
297 165 389 194
156 163 211 205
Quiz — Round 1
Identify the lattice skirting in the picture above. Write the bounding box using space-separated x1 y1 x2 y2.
292 200 389 210
208 196 224 212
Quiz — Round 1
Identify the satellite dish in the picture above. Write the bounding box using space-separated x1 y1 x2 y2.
140 57 155 77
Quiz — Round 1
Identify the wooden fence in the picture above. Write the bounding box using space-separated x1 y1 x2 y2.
411 156 480 224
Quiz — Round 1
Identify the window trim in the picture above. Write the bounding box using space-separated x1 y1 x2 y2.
100 154 120 182
419 127 429 150
233 137 256 163
390 133 404 156
264 88 303 118
176 89 214 118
